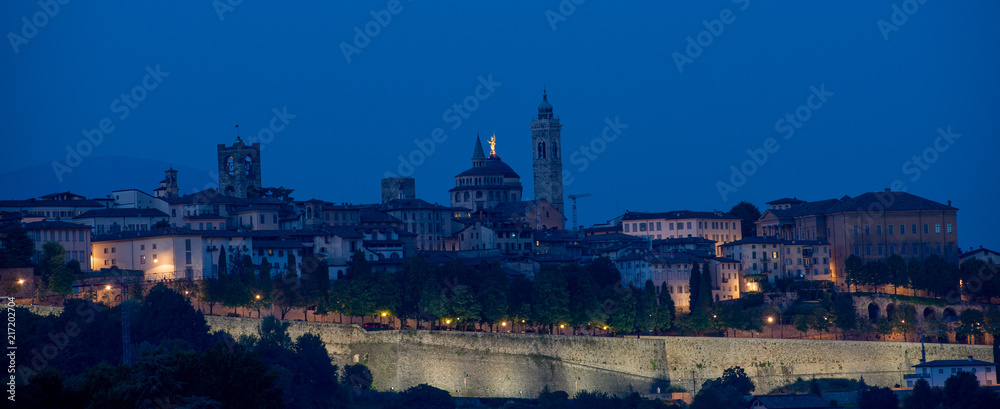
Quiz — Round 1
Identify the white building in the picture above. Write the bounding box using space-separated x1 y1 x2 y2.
905 357 997 388
619 210 742 256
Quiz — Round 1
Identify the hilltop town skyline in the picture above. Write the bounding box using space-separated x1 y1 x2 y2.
3 2 998 251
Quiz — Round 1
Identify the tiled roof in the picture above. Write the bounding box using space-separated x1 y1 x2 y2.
378 198 453 211
359 209 402 224
749 394 830 409
960 247 1000 258
184 214 227 220
75 208 168 219
0 199 105 208
824 191 957 214
621 210 739 221
766 197 807 205
914 359 994 367
21 221 92 230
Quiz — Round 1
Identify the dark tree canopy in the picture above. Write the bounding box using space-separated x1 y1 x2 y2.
728 200 762 238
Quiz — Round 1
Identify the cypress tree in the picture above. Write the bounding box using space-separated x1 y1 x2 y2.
688 262 701 310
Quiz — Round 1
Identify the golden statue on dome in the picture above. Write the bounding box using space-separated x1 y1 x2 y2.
488 134 497 157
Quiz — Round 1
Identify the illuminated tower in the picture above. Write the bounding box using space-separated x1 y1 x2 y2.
531 90 564 223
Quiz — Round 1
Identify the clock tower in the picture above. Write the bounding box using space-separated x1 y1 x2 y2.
531 90 564 225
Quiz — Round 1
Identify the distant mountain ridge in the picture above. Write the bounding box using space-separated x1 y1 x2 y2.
0 156 217 200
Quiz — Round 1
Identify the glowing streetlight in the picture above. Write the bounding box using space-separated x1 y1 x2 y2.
767 316 774 323
501 322 507 327
184 290 189 295
256 294 261 300
560 324 565 329
105 285 112 290
445 319 452 324
381 312 387 317
17 279 24 285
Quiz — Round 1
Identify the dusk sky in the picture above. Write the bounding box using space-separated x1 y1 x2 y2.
2 1 997 250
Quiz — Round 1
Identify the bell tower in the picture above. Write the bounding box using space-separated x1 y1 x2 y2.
217 137 262 198
531 89 564 224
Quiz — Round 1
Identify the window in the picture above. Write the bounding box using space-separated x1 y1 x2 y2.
140 244 145 250
865 225 870 235
104 260 109 266
687 222 692 229
111 247 116 253
854 246 860 256
912 224 917 234
260 214 266 224
888 225 893 235
111 259 116 265
877 245 883 256
901 245 907 255
152 243 156 249
890 245 895 255
876 225 882 235
866 246 872 256
186 252 192 264
141 255 146 264
900 224 905 235
947 223 952 234
670 223 674 230
923 224 929 234
104 248 108 254
913 244 919 254
853 226 859 235
936 244 941 254
273 214 278 224
657 222 661 231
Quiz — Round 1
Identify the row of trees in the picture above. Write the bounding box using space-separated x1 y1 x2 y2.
201 251 683 335
844 254 1000 300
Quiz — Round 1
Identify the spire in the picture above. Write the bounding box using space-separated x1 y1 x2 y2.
472 134 486 159
537 88 553 119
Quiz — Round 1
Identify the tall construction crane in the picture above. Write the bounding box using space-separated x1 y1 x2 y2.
568 193 592 231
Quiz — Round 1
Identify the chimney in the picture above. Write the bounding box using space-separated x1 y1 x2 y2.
968 356 974 361
948 200 952 206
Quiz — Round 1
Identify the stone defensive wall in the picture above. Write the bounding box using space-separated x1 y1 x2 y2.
19 306 993 397
202 316 993 397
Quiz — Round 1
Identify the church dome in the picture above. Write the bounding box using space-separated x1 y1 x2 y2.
456 156 520 179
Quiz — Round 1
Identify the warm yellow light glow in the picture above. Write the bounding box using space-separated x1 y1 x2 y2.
381 312 387 317
560 324 565 329
521 320 525 323
501 322 507 326
105 285 112 290
445 319 451 324
17 279 24 285
767 316 774 323
603 326 608 330
153 258 158 263
488 134 496 156
185 291 189 295
256 294 261 300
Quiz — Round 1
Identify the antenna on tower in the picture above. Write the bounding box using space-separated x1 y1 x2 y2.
235 122 240 138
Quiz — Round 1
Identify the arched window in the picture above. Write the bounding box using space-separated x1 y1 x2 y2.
538 141 546 159
553 142 558 158
455 193 461 202
476 191 483 199
245 155 252 175
226 156 235 176
464 192 470 201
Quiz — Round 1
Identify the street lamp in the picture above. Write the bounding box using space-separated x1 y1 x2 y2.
767 316 774 338
17 279 24 285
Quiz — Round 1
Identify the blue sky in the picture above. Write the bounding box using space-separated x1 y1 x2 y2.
2 1 997 250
